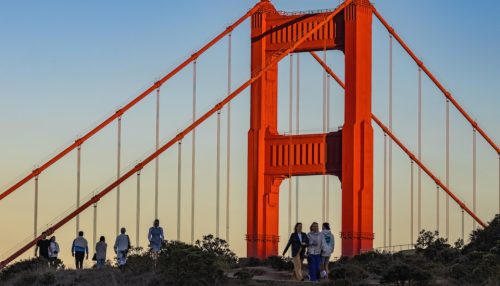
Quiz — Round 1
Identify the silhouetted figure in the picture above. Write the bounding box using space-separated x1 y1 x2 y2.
114 227 131 266
35 232 50 261
148 219 164 253
72 231 89 269
283 222 309 281
48 236 60 268
95 236 107 269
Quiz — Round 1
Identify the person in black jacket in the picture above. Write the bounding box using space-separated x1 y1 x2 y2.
282 222 309 281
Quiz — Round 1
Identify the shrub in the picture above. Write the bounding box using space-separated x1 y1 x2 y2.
238 257 263 267
39 271 56 285
380 261 432 285
13 272 39 286
0 257 48 281
122 247 155 274
464 214 500 255
158 240 225 286
264 256 293 271
329 262 368 282
195 234 238 268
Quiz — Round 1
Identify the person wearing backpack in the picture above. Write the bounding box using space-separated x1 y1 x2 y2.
114 227 131 266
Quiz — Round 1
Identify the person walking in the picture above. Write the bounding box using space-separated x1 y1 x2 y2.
35 232 50 261
114 227 131 266
282 222 309 281
48 236 60 268
307 222 324 282
95 236 107 269
71 231 89 269
148 219 164 253
320 222 335 279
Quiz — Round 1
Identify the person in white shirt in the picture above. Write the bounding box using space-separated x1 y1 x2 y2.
114 227 131 266
307 222 324 281
48 236 60 268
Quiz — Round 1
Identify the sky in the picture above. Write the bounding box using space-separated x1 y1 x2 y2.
0 0 499 268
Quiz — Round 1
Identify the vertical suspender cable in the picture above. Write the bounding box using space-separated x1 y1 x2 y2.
155 88 160 219
93 202 97 248
191 61 197 243
34 174 39 255
383 133 387 247
326 74 331 222
388 34 393 248
417 68 422 232
461 209 465 241
226 33 232 242
136 170 141 246
116 117 122 235
473 129 477 230
445 99 450 238
322 46 327 222
216 110 221 237
295 53 300 223
288 54 293 234
76 145 81 234
410 160 414 244
177 141 182 241
436 185 440 232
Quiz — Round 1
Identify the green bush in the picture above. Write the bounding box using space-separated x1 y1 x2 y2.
265 256 293 271
122 247 155 274
195 234 238 268
158 240 225 286
39 271 56 285
0 257 48 281
329 262 368 282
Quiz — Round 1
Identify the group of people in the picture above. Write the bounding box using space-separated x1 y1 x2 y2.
282 222 335 282
35 219 165 269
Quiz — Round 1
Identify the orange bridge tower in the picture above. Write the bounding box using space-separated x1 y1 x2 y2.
247 0 374 258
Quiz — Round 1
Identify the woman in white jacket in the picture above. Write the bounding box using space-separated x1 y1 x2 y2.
48 236 60 268
307 222 324 281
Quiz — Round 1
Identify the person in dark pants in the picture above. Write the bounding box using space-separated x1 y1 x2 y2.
48 236 60 268
307 222 325 282
71 231 89 269
35 232 51 261
282 222 309 281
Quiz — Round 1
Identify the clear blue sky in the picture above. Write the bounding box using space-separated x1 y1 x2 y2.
0 0 498 267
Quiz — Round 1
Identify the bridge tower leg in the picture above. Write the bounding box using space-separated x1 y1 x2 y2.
341 0 374 256
247 2 283 258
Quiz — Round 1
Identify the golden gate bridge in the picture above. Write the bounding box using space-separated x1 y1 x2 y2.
0 0 498 268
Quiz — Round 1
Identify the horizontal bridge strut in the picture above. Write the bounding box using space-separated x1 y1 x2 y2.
265 132 341 177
